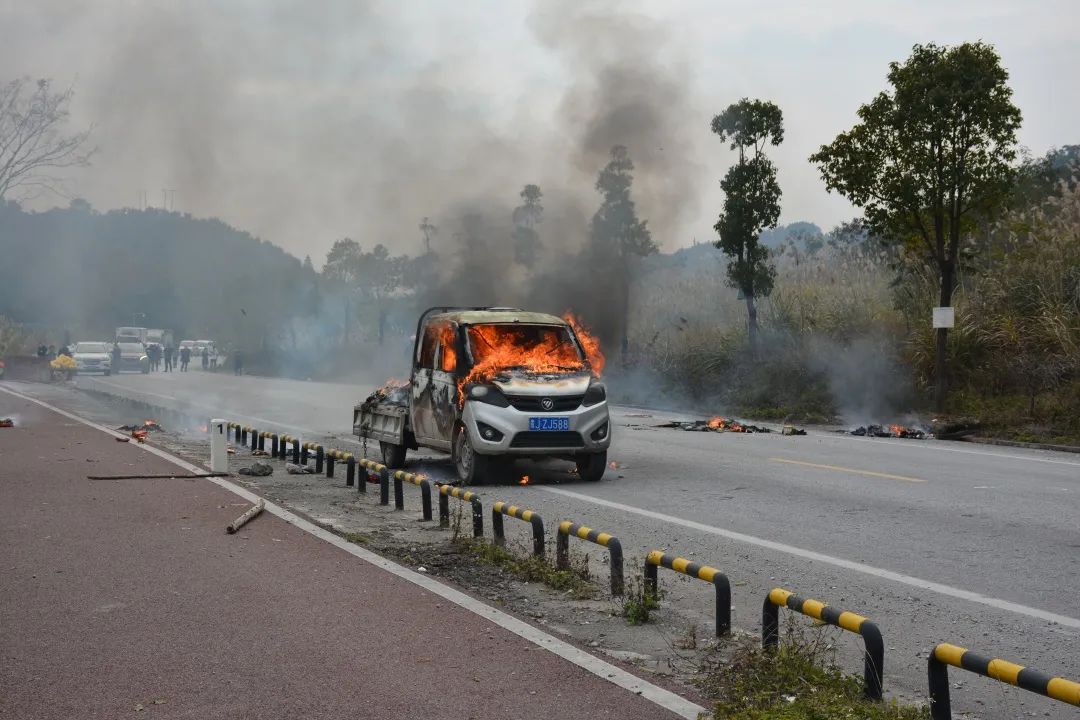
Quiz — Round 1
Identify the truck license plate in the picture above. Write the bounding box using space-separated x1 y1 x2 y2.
529 417 569 431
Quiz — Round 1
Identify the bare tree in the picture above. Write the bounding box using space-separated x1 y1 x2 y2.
0 78 94 200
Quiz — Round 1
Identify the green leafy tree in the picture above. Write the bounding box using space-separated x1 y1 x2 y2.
711 99 784 354
590 145 656 363
810 42 1022 410
512 184 543 267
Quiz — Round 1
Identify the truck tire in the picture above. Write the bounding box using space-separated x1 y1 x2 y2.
575 451 607 482
454 426 489 485
380 441 407 469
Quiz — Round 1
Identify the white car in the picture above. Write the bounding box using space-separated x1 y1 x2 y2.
73 342 113 375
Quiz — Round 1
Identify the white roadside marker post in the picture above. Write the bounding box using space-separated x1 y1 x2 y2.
210 418 228 473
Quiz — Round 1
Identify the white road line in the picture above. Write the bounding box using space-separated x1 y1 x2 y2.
540 486 1080 630
0 385 705 720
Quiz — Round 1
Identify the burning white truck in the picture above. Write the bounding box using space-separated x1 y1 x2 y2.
354 307 611 484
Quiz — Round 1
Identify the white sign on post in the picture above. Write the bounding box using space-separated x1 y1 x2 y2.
932 307 955 329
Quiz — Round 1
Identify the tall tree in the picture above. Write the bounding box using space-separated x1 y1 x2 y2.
418 217 437 254
590 145 655 364
711 99 784 355
0 78 95 200
322 238 364 345
810 42 1022 410
512 184 543 267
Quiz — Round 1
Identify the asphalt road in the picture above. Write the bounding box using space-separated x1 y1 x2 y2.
0 389 697 720
55 370 1080 717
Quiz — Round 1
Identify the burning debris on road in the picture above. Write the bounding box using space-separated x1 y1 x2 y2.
848 424 926 439
658 416 774 433
118 420 164 433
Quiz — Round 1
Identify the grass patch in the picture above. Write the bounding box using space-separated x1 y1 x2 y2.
699 624 927 720
458 539 595 599
619 575 662 625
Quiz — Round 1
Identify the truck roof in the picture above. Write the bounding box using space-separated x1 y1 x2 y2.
426 309 567 326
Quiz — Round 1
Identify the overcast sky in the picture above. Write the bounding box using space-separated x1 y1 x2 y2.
3 0 1077 260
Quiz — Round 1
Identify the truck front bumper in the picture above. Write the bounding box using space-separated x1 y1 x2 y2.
462 399 611 456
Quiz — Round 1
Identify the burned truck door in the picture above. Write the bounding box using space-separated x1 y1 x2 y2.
411 324 439 444
428 323 459 450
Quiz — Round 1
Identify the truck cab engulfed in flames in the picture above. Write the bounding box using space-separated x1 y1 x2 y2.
353 307 611 484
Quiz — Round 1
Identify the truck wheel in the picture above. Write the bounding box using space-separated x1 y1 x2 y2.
575 451 608 482
380 441 407 469
454 426 489 485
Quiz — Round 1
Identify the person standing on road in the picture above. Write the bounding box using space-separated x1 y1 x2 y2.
111 343 121 371
164 344 174 372
179 346 191 372
233 350 243 376
201 346 209 370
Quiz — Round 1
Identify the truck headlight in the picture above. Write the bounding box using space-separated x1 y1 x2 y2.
465 383 510 408
582 380 607 406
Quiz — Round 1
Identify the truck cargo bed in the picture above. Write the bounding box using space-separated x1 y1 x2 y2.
353 401 408 445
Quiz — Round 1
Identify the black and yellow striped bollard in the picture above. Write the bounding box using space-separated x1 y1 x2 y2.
645 551 730 636
928 643 1080 719
763 588 883 700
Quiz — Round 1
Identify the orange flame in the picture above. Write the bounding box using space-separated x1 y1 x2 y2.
707 416 748 432
889 424 904 437
564 313 605 376
519 475 530 486
144 419 157 426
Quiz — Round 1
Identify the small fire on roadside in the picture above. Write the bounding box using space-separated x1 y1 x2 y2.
199 424 208 433
519 475 530 486
707 416 747 432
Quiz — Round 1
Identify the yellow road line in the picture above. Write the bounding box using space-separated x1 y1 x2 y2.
769 457 926 483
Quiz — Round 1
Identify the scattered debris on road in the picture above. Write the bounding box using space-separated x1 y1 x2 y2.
0 417 13 428
658 416 774 433
115 436 130 442
286 463 314 475
251 449 271 456
847 423 926 439
87 472 230 480
226 498 265 534
238 462 274 476
781 424 807 436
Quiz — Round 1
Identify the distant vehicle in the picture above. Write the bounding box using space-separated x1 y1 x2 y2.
73 342 113 375
145 328 174 348
115 326 148 344
354 307 611 484
115 342 150 373
179 340 196 351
